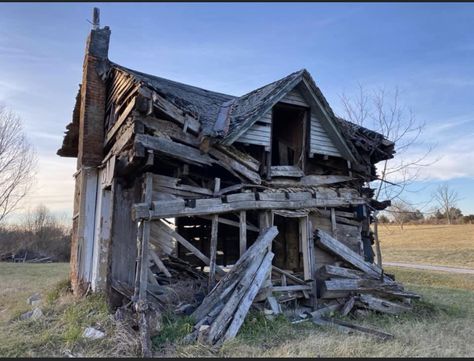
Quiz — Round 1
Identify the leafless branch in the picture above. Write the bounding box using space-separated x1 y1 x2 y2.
339 86 436 204
0 104 37 224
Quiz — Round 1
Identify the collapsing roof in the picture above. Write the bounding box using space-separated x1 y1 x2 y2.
58 62 394 168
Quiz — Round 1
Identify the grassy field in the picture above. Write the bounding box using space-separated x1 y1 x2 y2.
379 224 474 268
1 261 474 357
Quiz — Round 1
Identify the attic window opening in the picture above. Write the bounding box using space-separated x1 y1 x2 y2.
271 103 307 167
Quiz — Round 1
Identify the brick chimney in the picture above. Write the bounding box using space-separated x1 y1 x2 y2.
77 7 111 167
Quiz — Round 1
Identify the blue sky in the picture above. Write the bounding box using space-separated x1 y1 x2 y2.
0 2 473 219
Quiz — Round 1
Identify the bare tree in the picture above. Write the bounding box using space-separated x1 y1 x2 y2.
0 104 36 223
340 85 435 203
433 183 459 225
21 204 71 260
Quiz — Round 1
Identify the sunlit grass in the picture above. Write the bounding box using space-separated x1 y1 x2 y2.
379 224 474 268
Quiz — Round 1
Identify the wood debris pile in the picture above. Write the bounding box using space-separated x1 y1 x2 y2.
185 226 278 346
301 228 420 335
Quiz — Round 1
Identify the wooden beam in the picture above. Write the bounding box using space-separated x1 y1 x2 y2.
239 210 247 257
300 217 310 280
307 219 318 310
133 195 366 220
138 173 153 302
209 178 221 291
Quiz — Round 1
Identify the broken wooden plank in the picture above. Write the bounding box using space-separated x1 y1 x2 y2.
316 265 369 280
314 229 392 282
135 134 214 167
358 294 412 315
214 144 261 173
138 115 201 147
148 90 201 134
208 147 262 184
315 316 394 340
321 279 398 299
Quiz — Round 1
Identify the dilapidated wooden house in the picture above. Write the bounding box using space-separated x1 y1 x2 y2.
58 13 416 348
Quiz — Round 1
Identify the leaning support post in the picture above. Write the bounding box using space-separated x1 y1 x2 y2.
373 210 382 268
209 178 221 291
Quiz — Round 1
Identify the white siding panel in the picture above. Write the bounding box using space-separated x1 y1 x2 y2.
237 112 271 147
310 114 341 157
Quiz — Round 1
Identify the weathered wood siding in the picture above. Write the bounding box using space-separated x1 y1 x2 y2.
280 88 309 107
309 114 342 157
236 89 308 148
237 112 271 147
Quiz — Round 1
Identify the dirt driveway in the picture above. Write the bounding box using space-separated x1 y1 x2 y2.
384 262 474 275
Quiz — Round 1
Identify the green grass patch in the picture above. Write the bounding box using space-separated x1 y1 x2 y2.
152 312 194 350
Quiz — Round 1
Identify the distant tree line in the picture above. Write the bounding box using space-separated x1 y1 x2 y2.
377 183 473 228
0 205 71 262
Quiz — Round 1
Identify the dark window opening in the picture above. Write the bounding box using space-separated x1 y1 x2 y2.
272 215 303 273
271 104 307 167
